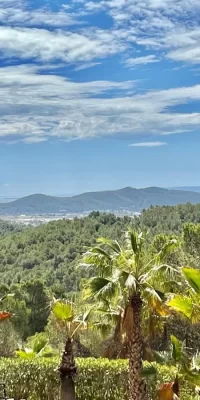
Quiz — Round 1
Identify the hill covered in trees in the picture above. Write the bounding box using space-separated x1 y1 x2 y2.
0 219 24 235
1 186 200 214
1 203 200 295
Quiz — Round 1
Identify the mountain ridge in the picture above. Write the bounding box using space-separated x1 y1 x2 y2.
171 186 200 193
1 186 200 215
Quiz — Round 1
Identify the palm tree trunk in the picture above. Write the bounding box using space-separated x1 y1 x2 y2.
129 293 150 400
59 337 77 400
60 377 76 400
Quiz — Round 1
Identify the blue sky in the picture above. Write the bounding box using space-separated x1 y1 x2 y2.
1 0 200 197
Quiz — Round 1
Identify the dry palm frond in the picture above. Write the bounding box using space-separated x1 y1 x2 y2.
121 304 134 339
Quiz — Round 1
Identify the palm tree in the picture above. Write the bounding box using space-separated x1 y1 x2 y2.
51 299 91 400
155 334 200 399
82 230 180 400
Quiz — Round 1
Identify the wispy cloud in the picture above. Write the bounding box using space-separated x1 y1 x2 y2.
0 0 199 146
22 137 47 144
0 65 199 143
129 142 167 147
83 0 200 65
124 55 159 68
74 62 101 71
0 0 78 27
1 0 200 67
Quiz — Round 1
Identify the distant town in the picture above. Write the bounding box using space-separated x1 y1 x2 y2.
1 210 139 226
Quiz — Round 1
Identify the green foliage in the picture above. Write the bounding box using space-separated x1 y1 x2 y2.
0 213 131 294
0 219 24 236
1 209 200 351
3 280 51 339
52 302 73 322
168 267 200 323
182 268 200 294
0 358 196 400
1 206 200 297
0 320 20 357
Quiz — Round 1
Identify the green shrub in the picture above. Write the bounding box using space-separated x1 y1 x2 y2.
0 358 196 400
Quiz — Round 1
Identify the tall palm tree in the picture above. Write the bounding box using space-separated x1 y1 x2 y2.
82 230 180 400
51 299 91 400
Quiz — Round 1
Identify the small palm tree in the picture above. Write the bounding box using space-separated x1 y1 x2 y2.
51 299 91 400
155 334 200 399
16 333 56 359
82 230 180 400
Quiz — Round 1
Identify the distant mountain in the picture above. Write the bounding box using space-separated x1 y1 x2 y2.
171 187 200 193
1 186 200 215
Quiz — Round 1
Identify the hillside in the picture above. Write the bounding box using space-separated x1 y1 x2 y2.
0 219 24 235
172 186 200 193
1 186 200 215
1 203 200 296
0 212 131 295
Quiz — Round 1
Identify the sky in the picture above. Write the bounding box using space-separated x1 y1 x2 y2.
1 0 200 197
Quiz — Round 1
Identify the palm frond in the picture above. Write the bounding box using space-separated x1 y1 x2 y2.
120 270 137 292
142 363 157 378
182 268 200 294
156 239 179 263
128 230 139 254
97 237 122 254
89 247 112 260
151 264 180 282
171 335 184 363
121 304 133 338
152 351 169 364
168 295 193 320
89 276 119 301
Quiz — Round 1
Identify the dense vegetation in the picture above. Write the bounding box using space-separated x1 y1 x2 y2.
0 212 131 294
0 358 196 400
0 204 200 341
1 203 200 294
0 219 23 236
2 203 200 399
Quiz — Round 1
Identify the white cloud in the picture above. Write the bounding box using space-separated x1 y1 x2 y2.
83 0 200 65
129 142 167 147
0 0 78 27
74 62 101 71
0 0 200 67
0 26 126 62
22 137 47 144
124 55 159 67
0 65 199 143
0 0 199 145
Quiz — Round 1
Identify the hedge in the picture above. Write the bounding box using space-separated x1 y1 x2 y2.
0 358 196 400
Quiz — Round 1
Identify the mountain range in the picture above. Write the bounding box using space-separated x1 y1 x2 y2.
1 186 200 215
171 187 200 193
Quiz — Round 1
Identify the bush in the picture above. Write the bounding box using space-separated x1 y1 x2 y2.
0 320 21 357
0 358 196 400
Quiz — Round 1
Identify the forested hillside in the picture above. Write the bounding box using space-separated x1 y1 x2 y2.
1 203 200 294
0 219 24 235
0 212 131 295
